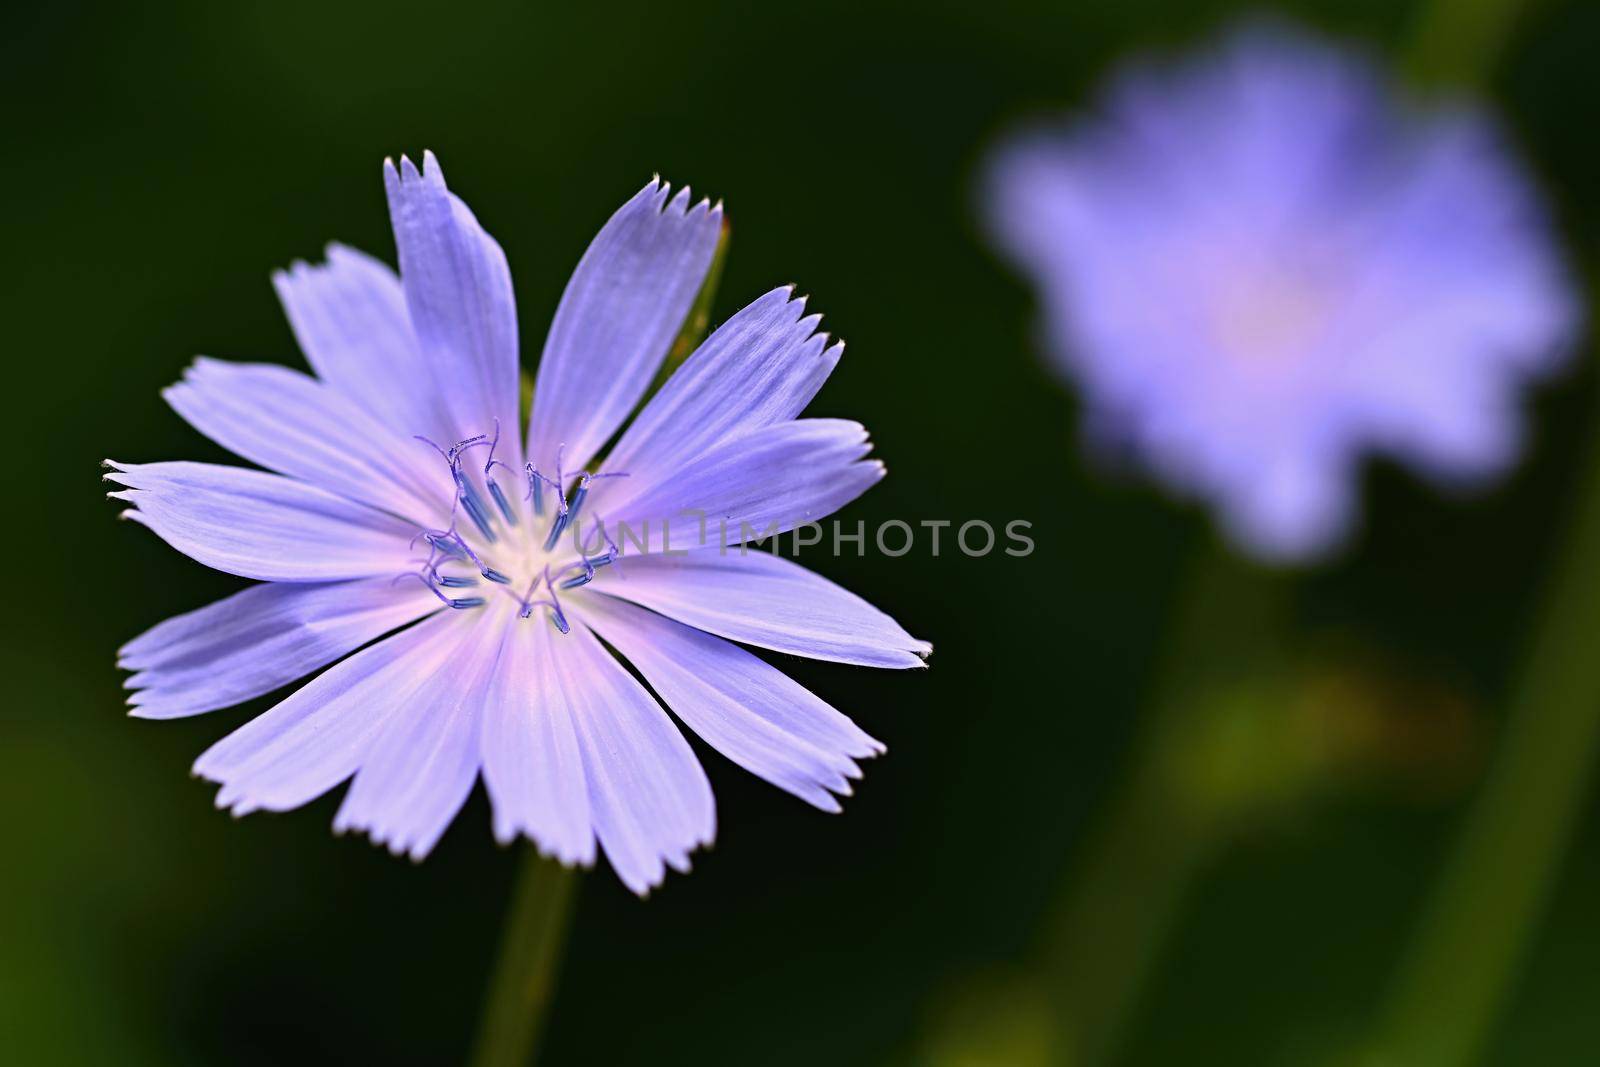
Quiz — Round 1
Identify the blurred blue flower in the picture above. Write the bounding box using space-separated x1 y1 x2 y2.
984 23 1581 561
108 153 926 893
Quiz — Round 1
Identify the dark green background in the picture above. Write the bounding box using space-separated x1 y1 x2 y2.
6 1 1599 1063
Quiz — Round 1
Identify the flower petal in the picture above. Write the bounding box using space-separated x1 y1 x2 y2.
590 549 930 668
480 617 595 866
557 621 715 896
384 152 521 450
526 179 723 474
598 419 883 553
577 596 882 813
332 608 500 861
601 286 842 485
273 242 452 443
195 610 465 816
121 577 440 719
1219 446 1354 563
164 358 447 523
105 460 416 582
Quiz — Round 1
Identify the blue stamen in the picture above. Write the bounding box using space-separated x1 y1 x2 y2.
488 478 518 526
542 565 570 634
427 534 465 559
517 591 568 631
413 425 561 614
553 537 616 589
525 464 546 516
447 532 486 571
405 572 452 608
553 473 628 552
597 524 623 572
543 511 571 552
459 482 497 541
566 479 590 524
542 488 577 550
500 566 572 634
515 574 541 618
405 570 484 612
479 419 520 527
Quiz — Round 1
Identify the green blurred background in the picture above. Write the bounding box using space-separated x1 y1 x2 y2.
6 0 1600 1063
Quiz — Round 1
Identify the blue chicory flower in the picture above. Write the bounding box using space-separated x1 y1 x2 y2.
109 153 928 894
983 23 1581 561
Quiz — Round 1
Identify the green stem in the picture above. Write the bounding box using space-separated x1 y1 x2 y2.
1046 543 1291 1066
1373 399 1600 1066
1405 0 1544 88
1364 2 1590 1064
475 212 725 1067
471 850 581 1067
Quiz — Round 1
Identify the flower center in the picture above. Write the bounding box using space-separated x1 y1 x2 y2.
398 422 625 633
1209 264 1332 366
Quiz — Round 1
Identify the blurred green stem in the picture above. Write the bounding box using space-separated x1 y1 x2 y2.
468 212 727 1067
1366 2 1589 1065
471 850 579 1067
1046 544 1290 1066
1372 410 1600 1066
472 215 725 1067
1406 0 1544 88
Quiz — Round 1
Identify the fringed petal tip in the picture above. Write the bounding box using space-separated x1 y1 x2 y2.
640 175 724 224
165 355 226 386
194 770 286 826
270 246 363 293
382 148 446 187
102 461 142 514
628 835 716 899
198 773 272 823
101 459 152 491
865 646 928 671
809 735 891 809
330 814 440 865
489 821 597 871
778 292 847 363
765 285 844 351
126 704 173 720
